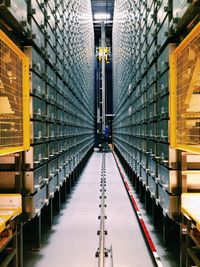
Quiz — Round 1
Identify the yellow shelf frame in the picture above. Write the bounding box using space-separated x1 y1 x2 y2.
0 194 22 234
181 193 200 232
170 22 200 154
0 30 30 156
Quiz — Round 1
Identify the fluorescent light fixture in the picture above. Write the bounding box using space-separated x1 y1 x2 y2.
93 20 113 24
94 13 111 20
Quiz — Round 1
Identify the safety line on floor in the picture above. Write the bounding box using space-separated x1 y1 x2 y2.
112 151 163 267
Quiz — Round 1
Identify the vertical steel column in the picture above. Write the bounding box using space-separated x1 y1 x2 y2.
101 21 106 135
97 69 101 125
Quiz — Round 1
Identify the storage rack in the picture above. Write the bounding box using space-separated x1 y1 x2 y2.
112 0 200 247
0 29 30 156
181 194 200 267
0 194 22 267
0 0 95 254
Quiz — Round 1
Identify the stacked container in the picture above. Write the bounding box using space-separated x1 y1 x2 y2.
112 0 195 218
0 0 94 220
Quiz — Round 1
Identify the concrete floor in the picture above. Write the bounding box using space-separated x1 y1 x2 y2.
104 152 154 267
118 159 180 267
24 151 155 267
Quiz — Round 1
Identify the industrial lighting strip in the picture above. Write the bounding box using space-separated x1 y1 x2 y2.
96 152 108 267
112 151 163 267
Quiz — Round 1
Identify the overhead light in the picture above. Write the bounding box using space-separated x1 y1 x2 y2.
94 13 111 20
93 20 113 24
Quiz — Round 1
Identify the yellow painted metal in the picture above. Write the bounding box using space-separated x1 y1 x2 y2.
0 217 6 234
181 193 200 231
97 47 111 63
170 22 200 153
0 194 22 234
0 30 30 156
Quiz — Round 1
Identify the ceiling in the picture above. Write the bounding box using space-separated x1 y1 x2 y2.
91 0 114 46
91 0 114 19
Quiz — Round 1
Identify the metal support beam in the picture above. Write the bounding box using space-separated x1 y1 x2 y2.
97 69 101 125
101 20 106 135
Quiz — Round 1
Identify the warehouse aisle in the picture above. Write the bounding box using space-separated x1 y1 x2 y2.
24 152 101 267
105 152 154 267
24 152 154 267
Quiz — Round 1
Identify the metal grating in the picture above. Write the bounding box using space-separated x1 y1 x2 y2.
0 30 29 155
170 22 200 153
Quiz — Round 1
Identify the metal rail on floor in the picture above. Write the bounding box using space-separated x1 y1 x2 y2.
96 152 113 267
99 153 106 267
